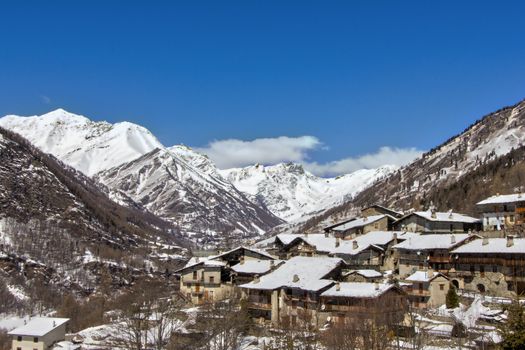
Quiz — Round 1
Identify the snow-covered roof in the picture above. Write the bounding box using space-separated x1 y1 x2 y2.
345 269 383 278
8 317 69 337
405 270 447 282
393 234 472 251
276 233 336 253
402 211 480 223
452 238 525 254
331 215 388 231
240 256 343 292
231 259 284 274
333 231 419 255
477 193 525 205
210 246 274 261
321 282 395 298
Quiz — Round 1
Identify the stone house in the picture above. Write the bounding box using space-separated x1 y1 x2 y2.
8 317 69 350
450 236 525 297
476 193 525 231
177 246 274 305
361 204 404 219
393 233 477 278
393 209 481 233
403 270 450 308
329 215 396 238
319 282 408 326
240 256 346 327
343 269 383 282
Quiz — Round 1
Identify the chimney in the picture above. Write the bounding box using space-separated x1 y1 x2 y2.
304 231 308 238
507 235 514 247
448 210 453 219
324 231 329 238
496 193 500 196
336 282 341 291
293 274 300 283
240 256 245 265
482 237 489 246
195 257 200 263
374 282 380 291
393 232 398 244
430 201 437 219
450 234 456 244
253 274 260 284
352 240 358 250
363 216 368 222
269 260 275 269
53 320 56 327
335 237 340 248
426 269 434 279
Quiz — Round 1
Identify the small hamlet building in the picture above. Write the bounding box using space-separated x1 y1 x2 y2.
393 209 481 233
476 193 525 231
8 317 69 350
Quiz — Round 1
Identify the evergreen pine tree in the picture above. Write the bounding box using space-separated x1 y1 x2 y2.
498 299 525 350
446 285 459 309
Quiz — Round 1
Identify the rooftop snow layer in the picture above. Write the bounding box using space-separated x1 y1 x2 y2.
452 238 525 254
406 211 480 223
393 234 472 250
8 317 69 336
320 282 394 298
240 256 343 291
231 259 284 274
477 193 525 205
345 269 383 278
405 270 445 282
331 215 387 231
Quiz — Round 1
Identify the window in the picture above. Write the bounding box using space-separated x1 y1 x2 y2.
17 348 21 350
192 271 197 280
493 265 498 273
209 276 215 284
439 284 445 291
34 337 38 342
17 336 22 341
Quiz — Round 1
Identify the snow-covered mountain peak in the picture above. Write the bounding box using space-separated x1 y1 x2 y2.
220 162 396 221
0 109 163 176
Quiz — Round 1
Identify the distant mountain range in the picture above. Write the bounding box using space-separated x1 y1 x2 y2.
0 109 394 242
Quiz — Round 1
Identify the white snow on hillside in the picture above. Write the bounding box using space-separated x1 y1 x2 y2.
220 163 396 221
0 109 163 176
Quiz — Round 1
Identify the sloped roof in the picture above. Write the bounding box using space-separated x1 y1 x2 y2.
477 193 525 205
334 231 419 255
405 270 448 282
451 238 525 254
8 317 69 337
331 215 389 232
399 211 480 224
321 282 396 298
393 234 473 250
345 269 383 278
240 256 343 291
231 259 284 274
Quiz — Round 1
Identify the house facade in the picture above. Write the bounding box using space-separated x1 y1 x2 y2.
450 236 525 297
403 270 450 309
8 317 69 350
393 210 481 233
476 193 525 231
177 246 274 305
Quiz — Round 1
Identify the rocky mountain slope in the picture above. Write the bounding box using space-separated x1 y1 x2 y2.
95 148 283 244
220 163 396 221
301 98 525 232
0 126 187 303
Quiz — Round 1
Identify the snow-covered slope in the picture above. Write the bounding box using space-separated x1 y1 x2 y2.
95 148 282 242
220 163 396 221
0 109 162 176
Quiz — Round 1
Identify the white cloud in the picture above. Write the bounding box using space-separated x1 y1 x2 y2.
304 146 423 177
39 95 51 104
196 136 321 169
196 136 423 177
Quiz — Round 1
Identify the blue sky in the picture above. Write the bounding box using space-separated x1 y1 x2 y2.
1 1 525 175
